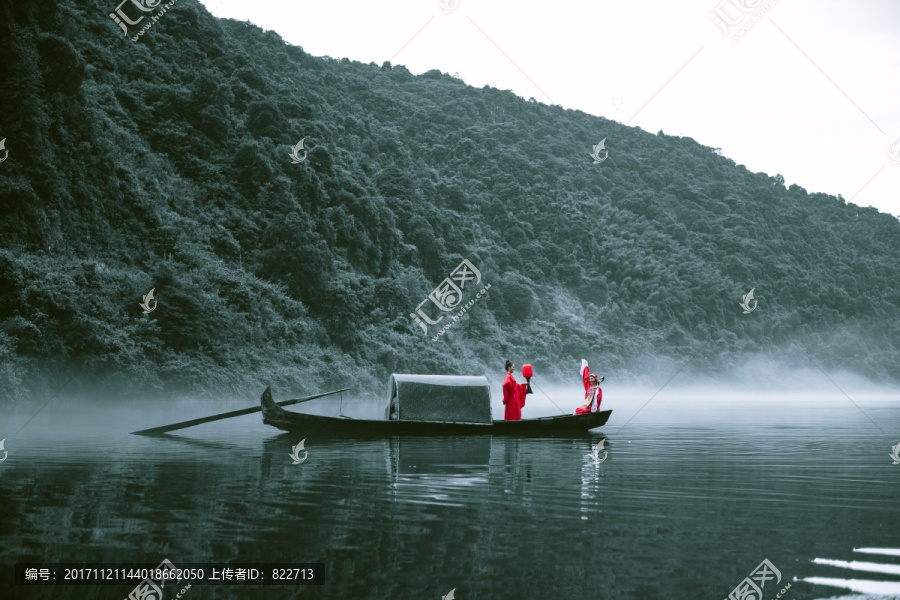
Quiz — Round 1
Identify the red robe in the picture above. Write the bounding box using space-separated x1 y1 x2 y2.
502 372 528 421
577 362 602 413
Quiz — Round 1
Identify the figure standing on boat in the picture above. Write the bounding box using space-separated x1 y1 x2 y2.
502 360 532 420
575 359 604 414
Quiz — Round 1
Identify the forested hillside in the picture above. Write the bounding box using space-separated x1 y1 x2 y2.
1 0 898 403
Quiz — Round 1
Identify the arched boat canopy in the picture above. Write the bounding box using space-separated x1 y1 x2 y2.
385 374 492 424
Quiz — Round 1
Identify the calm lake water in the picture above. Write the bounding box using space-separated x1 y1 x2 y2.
1 386 899 600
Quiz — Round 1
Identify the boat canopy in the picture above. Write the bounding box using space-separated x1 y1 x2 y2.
384 374 492 424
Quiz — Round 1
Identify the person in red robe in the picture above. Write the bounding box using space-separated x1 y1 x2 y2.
502 360 531 420
575 358 603 414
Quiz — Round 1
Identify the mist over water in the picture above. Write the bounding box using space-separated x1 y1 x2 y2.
1 379 898 600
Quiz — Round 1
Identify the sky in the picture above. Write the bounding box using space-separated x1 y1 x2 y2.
198 0 900 218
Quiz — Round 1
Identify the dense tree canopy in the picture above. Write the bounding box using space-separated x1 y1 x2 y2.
0 0 898 403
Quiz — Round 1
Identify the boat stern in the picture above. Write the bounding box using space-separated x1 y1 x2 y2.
261 386 290 426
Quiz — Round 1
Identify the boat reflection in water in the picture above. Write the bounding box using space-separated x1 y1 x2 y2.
260 432 605 511
383 435 607 511
388 437 492 507
580 435 609 521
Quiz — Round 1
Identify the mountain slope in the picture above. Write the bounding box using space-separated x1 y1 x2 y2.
0 0 898 402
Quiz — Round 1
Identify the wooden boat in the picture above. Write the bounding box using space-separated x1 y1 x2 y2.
260 374 611 436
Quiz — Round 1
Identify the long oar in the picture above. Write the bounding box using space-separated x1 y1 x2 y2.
131 388 350 435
